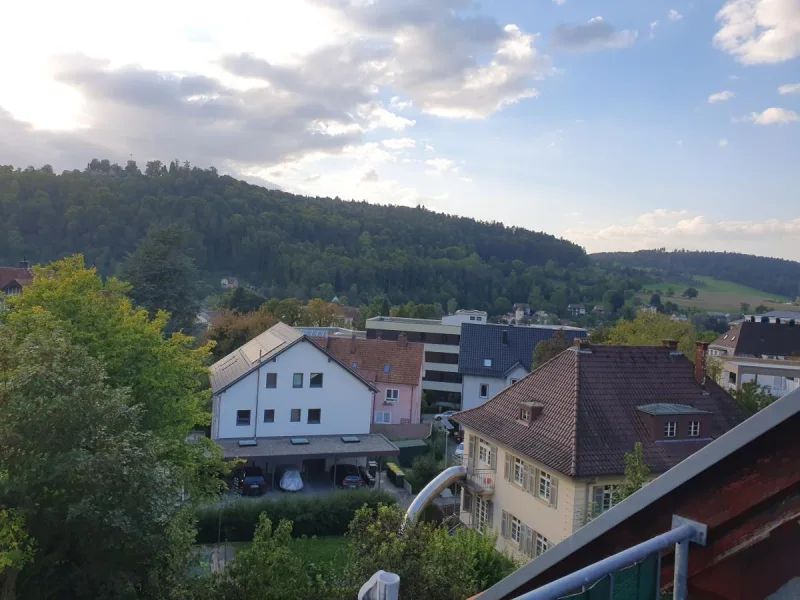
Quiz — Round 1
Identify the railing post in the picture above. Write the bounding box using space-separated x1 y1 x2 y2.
672 539 689 600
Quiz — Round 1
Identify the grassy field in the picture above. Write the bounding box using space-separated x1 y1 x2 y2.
640 276 795 313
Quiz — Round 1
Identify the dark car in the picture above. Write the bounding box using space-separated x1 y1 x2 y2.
233 466 267 496
330 463 364 489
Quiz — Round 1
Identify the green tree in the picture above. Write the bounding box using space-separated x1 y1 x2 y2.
0 506 35 600
532 329 571 367
405 454 442 492
740 302 751 314
205 310 278 359
1 256 221 498
221 286 266 314
665 288 675 297
447 297 458 315
682 287 699 299
754 304 769 314
118 223 200 332
304 298 342 327
492 296 512 316
0 323 196 600
649 293 662 307
732 381 776 415
603 312 702 361
617 442 651 502
263 298 304 325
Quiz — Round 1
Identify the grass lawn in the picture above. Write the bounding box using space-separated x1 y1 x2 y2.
293 536 349 567
639 276 793 313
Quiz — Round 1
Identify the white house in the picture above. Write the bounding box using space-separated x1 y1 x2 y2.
209 322 398 480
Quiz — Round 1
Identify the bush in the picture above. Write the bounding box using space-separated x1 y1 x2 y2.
405 454 442 493
386 462 405 487
194 489 395 543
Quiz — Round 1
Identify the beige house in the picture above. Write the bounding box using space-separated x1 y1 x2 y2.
452 340 747 562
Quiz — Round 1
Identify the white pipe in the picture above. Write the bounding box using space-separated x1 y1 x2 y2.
404 465 467 525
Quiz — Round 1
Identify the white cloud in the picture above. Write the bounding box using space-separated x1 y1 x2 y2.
359 168 379 183
719 138 729 147
553 0 567 4
359 103 416 131
714 0 800 64
460 176 473 183
388 96 412 110
425 157 457 174
380 137 416 150
729 74 740 80
778 83 800 95
649 21 659 39
552 17 638 53
708 90 735 103
667 9 683 21
425 144 435 152
747 107 799 125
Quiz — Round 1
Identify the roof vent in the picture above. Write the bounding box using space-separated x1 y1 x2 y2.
775 318 782 324
238 439 257 447
341 436 360 443
290 437 309 445
761 316 769 323
790 319 796 327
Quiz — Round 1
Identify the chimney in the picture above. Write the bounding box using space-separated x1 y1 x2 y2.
574 338 591 349
761 316 769 324
18 257 30 269
398 332 408 347
502 329 509 345
350 332 357 353
775 318 781 324
790 319 796 327
695 341 709 385
661 339 679 350
750 316 756 323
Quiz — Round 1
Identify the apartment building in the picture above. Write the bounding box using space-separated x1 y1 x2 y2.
452 340 746 562
708 318 800 359
719 356 800 399
365 310 487 405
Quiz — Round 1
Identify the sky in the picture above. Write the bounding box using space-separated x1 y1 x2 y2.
1 0 799 260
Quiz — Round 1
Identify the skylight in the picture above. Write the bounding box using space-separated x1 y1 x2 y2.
290 437 309 445
341 436 360 443
484 359 492 367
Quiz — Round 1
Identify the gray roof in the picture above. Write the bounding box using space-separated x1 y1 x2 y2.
210 322 302 393
458 323 587 378
754 310 800 320
215 434 399 460
636 403 711 416
367 316 443 325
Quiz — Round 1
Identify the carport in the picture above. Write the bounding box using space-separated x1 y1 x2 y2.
217 433 400 491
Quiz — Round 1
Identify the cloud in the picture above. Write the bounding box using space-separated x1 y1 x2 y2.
729 74 740 80
360 168 379 183
719 138 729 147
553 0 567 4
746 107 799 125
381 137 416 150
425 157 457 174
676 139 683 145
358 103 416 131
714 0 800 64
778 83 800 95
425 144 435 152
708 90 735 103
649 21 659 39
552 17 638 53
667 9 683 21
388 96 412 110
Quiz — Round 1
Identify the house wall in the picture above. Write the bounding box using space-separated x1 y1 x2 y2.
461 365 528 412
213 340 374 439
372 381 420 424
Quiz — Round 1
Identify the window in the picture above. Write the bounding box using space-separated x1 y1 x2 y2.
470 316 476 321
263 409 274 423
293 373 303 388
290 409 301 422
513 457 525 486
689 421 700 437
510 516 522 544
385 389 400 402
310 373 323 388
728 372 737 385
483 358 492 367
538 471 551 501
535 533 550 557
236 410 251 426
475 496 489 533
476 317 482 322
511 378 519 385
519 407 530 422
664 421 677 438
478 440 493 466
593 484 618 513
375 411 392 424
266 373 277 388
308 409 321 424
479 384 489 398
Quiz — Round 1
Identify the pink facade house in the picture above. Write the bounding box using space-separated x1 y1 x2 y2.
324 334 424 425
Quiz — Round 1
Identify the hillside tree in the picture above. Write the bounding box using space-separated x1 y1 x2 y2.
682 287 699 299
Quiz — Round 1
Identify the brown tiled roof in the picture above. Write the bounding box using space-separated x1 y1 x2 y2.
324 337 424 386
711 320 800 357
709 323 740 351
0 267 33 292
452 344 747 478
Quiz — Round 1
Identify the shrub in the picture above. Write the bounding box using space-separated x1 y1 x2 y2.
385 462 405 487
405 454 441 493
194 489 395 543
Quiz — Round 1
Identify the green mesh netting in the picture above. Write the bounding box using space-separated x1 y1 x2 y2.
559 553 658 600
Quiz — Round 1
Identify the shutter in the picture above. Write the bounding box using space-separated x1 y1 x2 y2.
521 462 528 489
504 453 511 481
529 468 540 496
501 510 509 538
490 444 498 469
523 526 534 557
468 435 476 468
592 486 604 516
550 477 559 509
462 490 472 513
486 501 494 529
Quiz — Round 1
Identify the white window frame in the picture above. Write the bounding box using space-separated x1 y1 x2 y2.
535 533 550 557
375 411 392 424
385 388 400 403
688 421 700 437
510 516 522 544
479 383 489 398
475 496 489 533
538 471 551 501
513 457 524 486
664 421 677 438
478 440 493 466
520 407 530 421
600 484 618 512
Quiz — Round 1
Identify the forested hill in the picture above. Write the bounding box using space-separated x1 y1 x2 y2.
0 161 587 308
592 249 800 300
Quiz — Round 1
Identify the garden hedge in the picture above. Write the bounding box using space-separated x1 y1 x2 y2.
386 462 405 487
195 489 396 543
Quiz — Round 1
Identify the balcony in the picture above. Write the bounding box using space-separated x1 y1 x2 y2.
463 467 495 495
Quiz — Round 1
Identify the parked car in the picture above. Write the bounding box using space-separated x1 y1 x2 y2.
233 466 267 496
330 463 364 489
435 410 457 421
278 466 304 492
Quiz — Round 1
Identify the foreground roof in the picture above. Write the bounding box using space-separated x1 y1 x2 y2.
478 386 800 600
323 337 424 386
216 433 399 459
711 320 800 356
453 343 746 478
458 323 587 378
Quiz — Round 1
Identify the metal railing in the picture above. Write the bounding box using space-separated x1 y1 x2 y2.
465 467 495 494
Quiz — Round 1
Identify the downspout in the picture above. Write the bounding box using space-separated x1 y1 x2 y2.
253 349 262 440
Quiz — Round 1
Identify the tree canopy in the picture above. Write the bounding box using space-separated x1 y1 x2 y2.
592 312 707 360
532 329 571 367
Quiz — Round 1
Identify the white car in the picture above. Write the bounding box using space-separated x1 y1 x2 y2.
435 410 457 421
279 468 304 492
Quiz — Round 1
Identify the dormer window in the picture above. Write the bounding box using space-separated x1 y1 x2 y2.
518 401 543 424
520 407 531 422
664 422 677 437
637 403 711 441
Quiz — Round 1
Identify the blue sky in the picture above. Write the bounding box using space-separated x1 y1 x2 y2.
0 0 798 258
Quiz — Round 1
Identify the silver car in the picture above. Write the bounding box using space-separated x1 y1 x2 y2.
279 468 304 492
